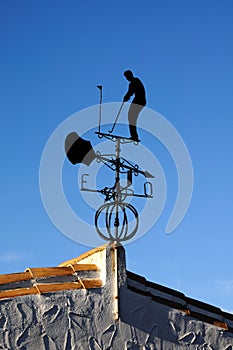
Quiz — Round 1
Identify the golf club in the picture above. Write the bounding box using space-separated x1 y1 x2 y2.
108 101 124 133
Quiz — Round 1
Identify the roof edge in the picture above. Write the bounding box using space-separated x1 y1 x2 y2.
58 244 108 267
126 270 233 331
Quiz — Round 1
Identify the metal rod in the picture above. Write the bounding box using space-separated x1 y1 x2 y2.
114 138 121 240
97 155 154 178
97 85 102 133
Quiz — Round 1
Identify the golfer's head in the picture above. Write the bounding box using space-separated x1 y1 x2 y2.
124 70 133 81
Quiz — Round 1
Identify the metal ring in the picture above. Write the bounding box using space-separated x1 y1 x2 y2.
95 202 139 242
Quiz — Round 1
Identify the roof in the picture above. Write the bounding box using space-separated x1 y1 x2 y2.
0 262 102 300
0 243 232 334
0 245 109 300
127 270 233 332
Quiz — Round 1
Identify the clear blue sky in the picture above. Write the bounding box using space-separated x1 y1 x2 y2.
0 1 233 312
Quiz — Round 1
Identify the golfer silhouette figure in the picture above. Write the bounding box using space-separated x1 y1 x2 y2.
123 70 146 142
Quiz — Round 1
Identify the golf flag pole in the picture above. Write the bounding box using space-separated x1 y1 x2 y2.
97 85 102 133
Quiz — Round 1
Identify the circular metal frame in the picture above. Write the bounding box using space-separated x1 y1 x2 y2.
95 202 139 242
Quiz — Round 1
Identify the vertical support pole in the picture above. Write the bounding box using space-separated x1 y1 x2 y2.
112 139 120 319
112 243 119 320
114 138 121 240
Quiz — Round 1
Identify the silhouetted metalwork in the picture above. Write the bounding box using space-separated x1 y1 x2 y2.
65 80 152 243
97 85 102 133
65 132 96 165
108 102 124 134
80 132 154 243
95 202 139 242
123 70 146 142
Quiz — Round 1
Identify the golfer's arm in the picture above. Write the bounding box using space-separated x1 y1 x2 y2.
124 84 134 101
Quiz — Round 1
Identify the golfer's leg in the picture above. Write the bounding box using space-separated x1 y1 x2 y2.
128 104 138 139
128 104 144 140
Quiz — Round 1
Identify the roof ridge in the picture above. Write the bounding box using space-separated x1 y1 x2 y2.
58 244 108 266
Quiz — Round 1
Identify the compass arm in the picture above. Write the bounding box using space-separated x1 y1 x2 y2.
96 153 154 179
81 178 153 201
96 154 117 171
81 174 116 201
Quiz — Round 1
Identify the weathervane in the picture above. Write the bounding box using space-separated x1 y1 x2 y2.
65 83 154 244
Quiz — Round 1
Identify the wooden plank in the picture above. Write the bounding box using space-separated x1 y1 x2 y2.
25 265 98 278
0 286 38 299
0 264 98 288
36 279 103 293
181 309 191 315
213 321 228 330
70 264 98 272
81 279 103 289
25 267 74 278
0 278 103 300
0 271 31 285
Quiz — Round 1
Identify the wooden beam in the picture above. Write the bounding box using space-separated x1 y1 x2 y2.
25 267 74 278
36 279 103 293
69 264 98 272
213 321 228 330
0 272 31 285
0 286 38 299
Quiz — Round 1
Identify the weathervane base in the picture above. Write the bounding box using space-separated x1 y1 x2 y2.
95 132 140 144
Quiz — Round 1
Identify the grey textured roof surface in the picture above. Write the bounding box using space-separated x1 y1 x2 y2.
127 270 233 332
